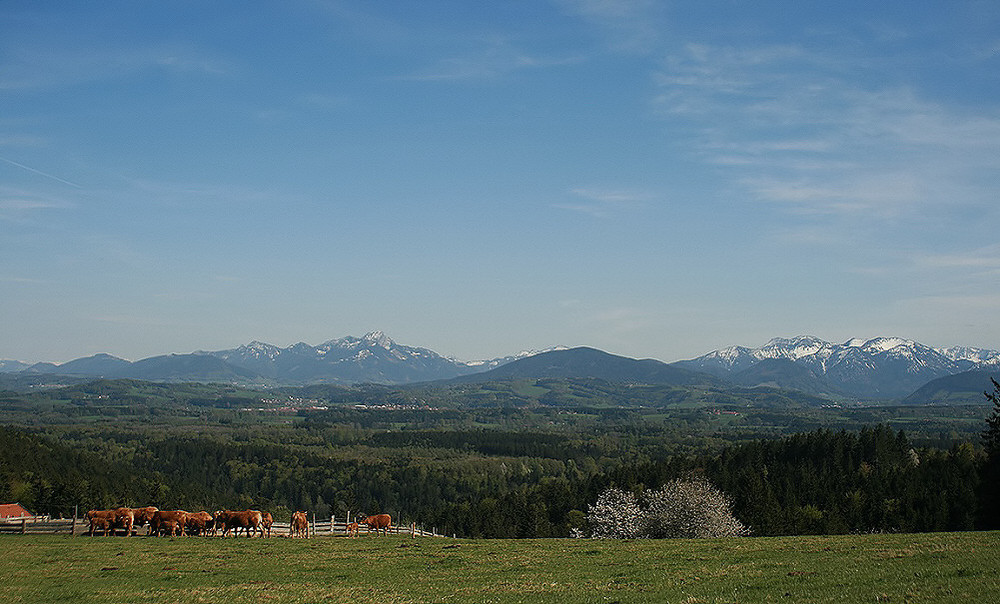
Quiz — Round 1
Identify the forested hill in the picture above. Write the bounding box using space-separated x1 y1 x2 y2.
1 376 997 538
903 370 998 405
444 347 721 387
0 423 988 538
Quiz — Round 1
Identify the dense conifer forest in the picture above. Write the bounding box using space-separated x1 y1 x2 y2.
1 377 997 538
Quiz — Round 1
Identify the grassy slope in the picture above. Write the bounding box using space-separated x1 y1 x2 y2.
1 532 997 603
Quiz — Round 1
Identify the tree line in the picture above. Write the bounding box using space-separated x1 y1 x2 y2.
2 418 997 537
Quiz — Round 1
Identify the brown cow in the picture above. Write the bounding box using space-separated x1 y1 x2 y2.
158 519 181 536
87 512 112 536
185 511 214 536
110 507 134 537
131 506 158 535
216 510 263 537
86 509 115 522
363 514 391 536
290 511 308 538
261 511 273 538
346 522 359 538
150 510 189 537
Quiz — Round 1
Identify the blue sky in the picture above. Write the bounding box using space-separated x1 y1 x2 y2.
2 1 999 364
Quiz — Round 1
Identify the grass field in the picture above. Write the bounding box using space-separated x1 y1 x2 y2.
1 531 997 603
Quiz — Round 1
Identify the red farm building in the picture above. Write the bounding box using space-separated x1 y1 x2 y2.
0 503 34 519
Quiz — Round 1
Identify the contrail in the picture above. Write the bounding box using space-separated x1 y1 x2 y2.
0 155 83 188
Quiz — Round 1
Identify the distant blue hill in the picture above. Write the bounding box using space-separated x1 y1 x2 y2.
902 370 999 405
445 346 721 386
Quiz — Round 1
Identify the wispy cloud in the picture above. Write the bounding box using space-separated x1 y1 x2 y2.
0 275 50 285
588 305 650 334
298 92 349 110
0 135 46 147
114 176 274 208
0 198 71 212
155 53 228 75
898 293 1000 316
556 0 664 53
0 185 74 221
654 42 1000 220
0 43 229 91
554 187 649 217
401 37 580 81
915 245 1000 270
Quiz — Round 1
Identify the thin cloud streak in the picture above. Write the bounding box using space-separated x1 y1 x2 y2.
0 43 229 91
0 156 82 188
915 246 1000 270
401 40 581 81
553 187 649 217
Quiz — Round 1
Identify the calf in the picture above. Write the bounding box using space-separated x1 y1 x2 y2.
158 519 181 536
185 511 215 536
87 510 113 537
150 510 189 537
346 522 359 538
261 512 273 538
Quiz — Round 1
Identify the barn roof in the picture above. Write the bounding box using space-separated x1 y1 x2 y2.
0 503 34 518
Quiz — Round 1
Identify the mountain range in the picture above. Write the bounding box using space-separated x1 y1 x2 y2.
2 332 548 387
674 335 1000 399
2 333 998 402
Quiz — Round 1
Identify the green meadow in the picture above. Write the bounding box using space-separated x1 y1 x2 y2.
1 531 997 603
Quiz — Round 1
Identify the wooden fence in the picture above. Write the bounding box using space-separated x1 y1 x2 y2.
273 518 444 538
0 515 447 538
0 517 77 535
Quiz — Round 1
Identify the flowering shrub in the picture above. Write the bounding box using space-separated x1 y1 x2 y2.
587 477 748 539
585 486 642 539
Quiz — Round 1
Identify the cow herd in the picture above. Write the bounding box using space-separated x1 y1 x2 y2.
84 507 392 538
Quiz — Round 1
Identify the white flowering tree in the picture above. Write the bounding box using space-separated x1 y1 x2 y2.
585 486 642 539
641 477 749 538
586 477 748 539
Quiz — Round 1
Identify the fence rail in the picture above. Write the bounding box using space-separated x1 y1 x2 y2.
275 519 443 538
0 516 447 538
0 518 77 535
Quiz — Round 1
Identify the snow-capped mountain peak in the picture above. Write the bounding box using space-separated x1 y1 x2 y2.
759 335 830 360
197 332 532 385
240 340 283 358
361 330 393 349
463 346 571 369
855 337 917 354
939 346 1000 365
675 335 1000 399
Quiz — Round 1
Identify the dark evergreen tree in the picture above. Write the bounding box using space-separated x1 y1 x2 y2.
979 377 1000 528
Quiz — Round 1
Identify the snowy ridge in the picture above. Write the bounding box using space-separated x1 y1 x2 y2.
463 346 571 369
199 331 535 384
676 336 1000 399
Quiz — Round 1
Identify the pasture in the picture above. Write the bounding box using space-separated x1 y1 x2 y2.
1 531 997 603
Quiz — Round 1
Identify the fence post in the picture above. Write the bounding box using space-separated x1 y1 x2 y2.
72 505 78 536
330 514 334 535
